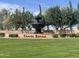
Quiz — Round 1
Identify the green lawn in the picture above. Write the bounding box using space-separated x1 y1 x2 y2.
0 38 79 57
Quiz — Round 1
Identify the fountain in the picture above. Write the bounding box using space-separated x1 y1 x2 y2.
32 5 45 33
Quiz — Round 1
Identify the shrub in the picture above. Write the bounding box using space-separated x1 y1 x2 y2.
60 34 66 37
69 34 75 37
9 34 18 37
75 33 79 38
53 34 58 38
0 33 5 37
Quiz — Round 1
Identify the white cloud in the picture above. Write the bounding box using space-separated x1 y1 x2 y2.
0 2 45 16
0 2 22 12
33 11 39 16
33 10 45 16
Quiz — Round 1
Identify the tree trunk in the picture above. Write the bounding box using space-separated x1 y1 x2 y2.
77 24 79 30
70 27 73 34
47 26 49 32
36 28 42 33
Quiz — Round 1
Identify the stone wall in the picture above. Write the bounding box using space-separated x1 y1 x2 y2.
0 30 79 39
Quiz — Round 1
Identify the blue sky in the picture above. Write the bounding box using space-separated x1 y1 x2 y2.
0 0 78 15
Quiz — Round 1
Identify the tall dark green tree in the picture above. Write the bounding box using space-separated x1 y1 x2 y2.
66 0 77 31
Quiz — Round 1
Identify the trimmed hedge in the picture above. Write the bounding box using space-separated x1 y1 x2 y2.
75 33 79 37
9 34 18 37
53 34 79 38
60 34 67 37
53 34 58 38
69 34 76 37
0 33 5 37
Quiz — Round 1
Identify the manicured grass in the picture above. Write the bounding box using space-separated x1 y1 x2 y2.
0 38 79 57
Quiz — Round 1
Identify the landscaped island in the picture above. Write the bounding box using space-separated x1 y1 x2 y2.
0 0 79 58
0 1 79 37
